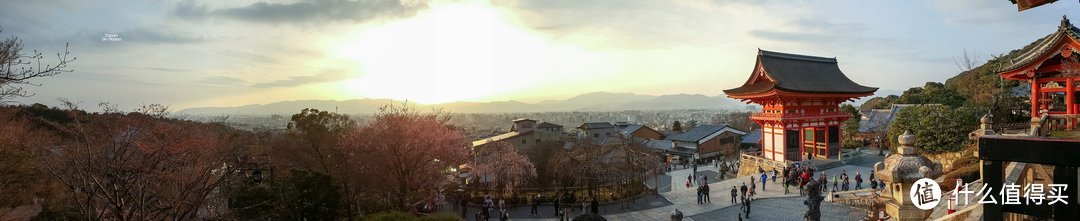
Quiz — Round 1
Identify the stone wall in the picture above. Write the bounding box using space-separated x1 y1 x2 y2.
923 150 970 172
737 153 788 177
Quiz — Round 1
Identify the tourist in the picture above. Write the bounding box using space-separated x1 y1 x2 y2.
742 196 752 218
581 199 588 216
832 175 839 191
760 172 767 191
772 168 778 183
530 194 539 215
749 179 756 200
730 186 738 203
786 175 794 194
699 184 708 202
818 173 827 192
841 170 849 191
870 178 878 190
855 172 863 190
500 209 509 221
739 182 748 203
869 169 875 183
498 198 505 211
696 185 703 204
591 197 599 214
553 193 560 216
687 174 693 186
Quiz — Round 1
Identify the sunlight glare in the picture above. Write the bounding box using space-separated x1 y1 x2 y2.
330 0 556 104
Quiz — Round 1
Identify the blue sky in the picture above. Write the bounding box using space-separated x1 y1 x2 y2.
1 0 1078 111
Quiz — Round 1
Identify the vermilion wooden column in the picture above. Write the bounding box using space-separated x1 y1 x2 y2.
1032 79 1040 118
1067 80 1075 129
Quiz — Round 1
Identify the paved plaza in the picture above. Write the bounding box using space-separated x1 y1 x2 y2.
451 148 883 221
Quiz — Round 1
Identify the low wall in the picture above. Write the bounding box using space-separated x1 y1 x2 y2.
827 188 880 209
737 153 790 177
924 150 969 172
838 148 862 163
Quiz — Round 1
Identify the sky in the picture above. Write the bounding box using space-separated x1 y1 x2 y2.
2 0 1079 111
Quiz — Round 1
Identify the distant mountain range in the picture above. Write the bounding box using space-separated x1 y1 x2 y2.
178 92 758 115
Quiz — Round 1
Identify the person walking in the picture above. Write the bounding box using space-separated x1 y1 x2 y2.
530 194 539 216
772 168 778 183
742 196 752 218
841 171 849 191
703 183 711 203
696 185 704 204
739 182 748 203
760 172 767 191
730 186 738 204
832 175 839 191
783 176 790 194
687 174 693 187
855 172 863 190
553 193 560 216
749 178 756 200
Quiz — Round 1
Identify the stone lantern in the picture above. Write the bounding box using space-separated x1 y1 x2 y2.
873 131 943 221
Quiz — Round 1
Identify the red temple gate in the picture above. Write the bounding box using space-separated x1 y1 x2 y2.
724 50 877 161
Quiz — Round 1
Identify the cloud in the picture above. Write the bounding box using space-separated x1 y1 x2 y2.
65 28 209 46
217 50 277 63
253 70 347 88
175 0 429 24
199 76 248 86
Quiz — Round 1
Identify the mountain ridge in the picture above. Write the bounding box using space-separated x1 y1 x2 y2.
179 92 754 115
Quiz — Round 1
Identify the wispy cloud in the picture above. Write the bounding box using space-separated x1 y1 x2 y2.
217 50 277 64
253 70 347 88
175 0 429 25
198 75 248 86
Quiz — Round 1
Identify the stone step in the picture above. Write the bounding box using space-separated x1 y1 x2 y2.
815 160 846 171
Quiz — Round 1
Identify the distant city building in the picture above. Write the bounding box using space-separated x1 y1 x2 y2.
665 124 746 163
619 124 664 140
472 118 565 161
577 122 617 139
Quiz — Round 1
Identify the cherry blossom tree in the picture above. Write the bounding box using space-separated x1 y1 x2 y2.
338 104 470 212
43 108 252 220
471 141 537 195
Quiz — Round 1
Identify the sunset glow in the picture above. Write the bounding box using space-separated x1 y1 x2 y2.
330 0 556 104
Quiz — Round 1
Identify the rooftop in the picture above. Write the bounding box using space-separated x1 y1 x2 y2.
723 49 878 97
667 124 746 142
578 122 614 130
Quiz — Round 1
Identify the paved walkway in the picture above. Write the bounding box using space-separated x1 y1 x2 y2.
689 196 866 220
459 148 882 220
501 165 808 221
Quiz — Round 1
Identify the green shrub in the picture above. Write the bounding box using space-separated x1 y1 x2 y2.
940 164 980 191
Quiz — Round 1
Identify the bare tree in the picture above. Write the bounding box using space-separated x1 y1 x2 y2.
953 49 983 73
42 104 249 220
0 29 76 101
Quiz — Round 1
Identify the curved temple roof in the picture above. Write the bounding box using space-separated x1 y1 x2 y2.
998 16 1080 75
723 49 878 97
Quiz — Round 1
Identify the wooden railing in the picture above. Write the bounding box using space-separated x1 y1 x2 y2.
751 112 851 120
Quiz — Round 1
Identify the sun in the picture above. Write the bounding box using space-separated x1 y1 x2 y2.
328 0 553 104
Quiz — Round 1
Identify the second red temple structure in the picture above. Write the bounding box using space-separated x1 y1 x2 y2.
724 50 877 162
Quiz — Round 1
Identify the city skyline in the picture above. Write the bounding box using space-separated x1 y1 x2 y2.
3 0 1079 112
